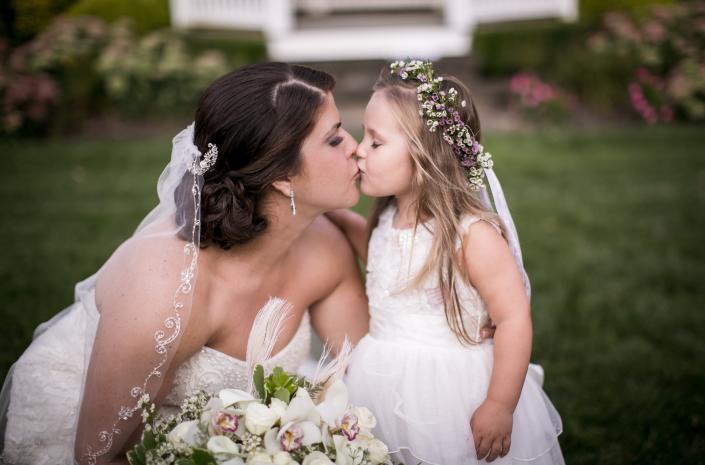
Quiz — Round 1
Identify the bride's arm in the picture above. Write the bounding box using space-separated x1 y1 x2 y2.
74 244 208 464
308 217 369 354
325 208 369 263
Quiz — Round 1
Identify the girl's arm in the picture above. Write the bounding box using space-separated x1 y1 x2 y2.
462 220 532 462
324 208 369 263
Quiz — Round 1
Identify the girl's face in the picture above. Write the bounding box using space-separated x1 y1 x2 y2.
356 90 414 198
294 92 361 213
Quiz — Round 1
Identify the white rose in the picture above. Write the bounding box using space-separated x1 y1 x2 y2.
301 451 334 465
269 398 288 420
245 402 279 435
367 439 389 464
353 407 376 430
207 435 240 456
167 420 199 446
247 452 274 465
273 451 298 465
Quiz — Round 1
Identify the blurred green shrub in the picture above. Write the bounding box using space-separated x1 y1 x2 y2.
1 16 233 136
67 0 170 34
96 21 229 115
10 0 77 42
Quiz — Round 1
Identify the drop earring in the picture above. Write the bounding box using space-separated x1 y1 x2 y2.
289 188 296 216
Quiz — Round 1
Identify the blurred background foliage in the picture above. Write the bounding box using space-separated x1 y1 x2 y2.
1 0 704 136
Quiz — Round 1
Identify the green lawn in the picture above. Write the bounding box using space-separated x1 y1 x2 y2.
1 126 703 463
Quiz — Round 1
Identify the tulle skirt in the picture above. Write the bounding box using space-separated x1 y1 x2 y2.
346 334 564 465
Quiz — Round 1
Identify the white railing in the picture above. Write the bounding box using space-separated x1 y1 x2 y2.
170 0 293 37
169 0 578 59
298 0 443 13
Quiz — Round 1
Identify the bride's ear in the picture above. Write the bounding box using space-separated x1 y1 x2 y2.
271 178 293 198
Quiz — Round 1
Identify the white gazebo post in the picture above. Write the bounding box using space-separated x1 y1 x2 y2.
444 0 476 36
264 0 294 40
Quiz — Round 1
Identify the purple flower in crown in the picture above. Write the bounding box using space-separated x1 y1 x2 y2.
431 93 439 101
461 157 474 167
471 141 481 154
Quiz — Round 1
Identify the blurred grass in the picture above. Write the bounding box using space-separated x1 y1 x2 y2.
1 126 704 463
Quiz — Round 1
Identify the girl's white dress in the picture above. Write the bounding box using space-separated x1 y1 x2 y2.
346 205 564 465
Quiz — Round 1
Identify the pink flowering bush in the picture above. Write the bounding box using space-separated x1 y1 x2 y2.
509 72 575 122
1 15 228 136
588 2 705 123
0 59 59 134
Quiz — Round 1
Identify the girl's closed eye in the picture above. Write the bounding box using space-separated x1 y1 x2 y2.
371 141 381 149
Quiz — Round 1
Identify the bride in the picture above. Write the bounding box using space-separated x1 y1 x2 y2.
0 62 370 465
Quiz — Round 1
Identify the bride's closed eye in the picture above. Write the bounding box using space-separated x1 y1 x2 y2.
329 136 343 147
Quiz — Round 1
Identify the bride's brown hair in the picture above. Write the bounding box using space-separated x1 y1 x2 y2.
176 62 335 249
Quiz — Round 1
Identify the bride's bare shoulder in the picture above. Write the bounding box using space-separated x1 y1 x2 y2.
300 215 352 254
95 234 188 310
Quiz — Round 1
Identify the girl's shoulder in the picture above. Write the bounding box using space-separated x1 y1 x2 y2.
455 212 503 251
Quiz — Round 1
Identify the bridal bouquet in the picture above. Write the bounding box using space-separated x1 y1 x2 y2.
127 365 392 465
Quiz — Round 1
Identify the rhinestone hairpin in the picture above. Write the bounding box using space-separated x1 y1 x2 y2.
189 142 218 175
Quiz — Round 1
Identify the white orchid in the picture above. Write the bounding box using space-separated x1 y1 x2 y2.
281 388 320 426
333 434 362 465
315 380 349 428
166 420 200 446
220 388 257 407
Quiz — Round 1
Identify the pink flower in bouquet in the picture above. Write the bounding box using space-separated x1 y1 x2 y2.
212 411 240 434
280 424 304 451
340 413 360 441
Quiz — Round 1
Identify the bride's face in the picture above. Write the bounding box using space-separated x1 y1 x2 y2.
293 92 360 213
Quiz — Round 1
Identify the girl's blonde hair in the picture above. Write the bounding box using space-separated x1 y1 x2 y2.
367 66 508 345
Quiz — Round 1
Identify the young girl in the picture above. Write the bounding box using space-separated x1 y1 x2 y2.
328 61 564 464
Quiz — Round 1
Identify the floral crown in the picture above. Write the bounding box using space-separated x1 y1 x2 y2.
390 59 493 190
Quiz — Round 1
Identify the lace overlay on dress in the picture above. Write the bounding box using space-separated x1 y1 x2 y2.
161 312 311 414
366 205 491 345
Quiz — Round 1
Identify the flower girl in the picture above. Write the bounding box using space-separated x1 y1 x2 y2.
328 60 564 465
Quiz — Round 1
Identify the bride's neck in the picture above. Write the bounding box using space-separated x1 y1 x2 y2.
205 193 317 275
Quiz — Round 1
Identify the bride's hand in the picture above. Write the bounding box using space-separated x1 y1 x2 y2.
480 323 496 340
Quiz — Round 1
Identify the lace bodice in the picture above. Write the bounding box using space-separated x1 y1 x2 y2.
366 205 491 346
161 312 311 413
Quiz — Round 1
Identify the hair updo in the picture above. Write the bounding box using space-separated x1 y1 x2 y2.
176 62 335 249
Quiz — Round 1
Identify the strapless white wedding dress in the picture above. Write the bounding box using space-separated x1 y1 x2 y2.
346 205 564 465
1 288 311 465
